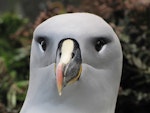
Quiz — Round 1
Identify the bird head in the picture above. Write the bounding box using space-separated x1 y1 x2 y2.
30 13 122 97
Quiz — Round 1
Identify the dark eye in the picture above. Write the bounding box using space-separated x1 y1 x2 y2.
37 37 47 51
95 38 107 52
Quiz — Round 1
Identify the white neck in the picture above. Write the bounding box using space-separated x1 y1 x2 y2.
20 64 121 113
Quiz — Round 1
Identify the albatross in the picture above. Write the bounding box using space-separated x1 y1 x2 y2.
20 13 123 113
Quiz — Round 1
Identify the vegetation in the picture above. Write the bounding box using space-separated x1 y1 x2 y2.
0 0 150 113
0 13 30 113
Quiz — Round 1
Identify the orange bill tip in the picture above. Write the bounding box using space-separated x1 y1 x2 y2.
56 63 63 96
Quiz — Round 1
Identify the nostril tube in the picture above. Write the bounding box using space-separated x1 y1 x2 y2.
59 52 62 57
72 52 75 59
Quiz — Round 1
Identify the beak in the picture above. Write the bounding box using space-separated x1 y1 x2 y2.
55 39 82 96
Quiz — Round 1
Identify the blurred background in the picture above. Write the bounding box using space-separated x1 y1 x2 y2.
0 0 150 113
